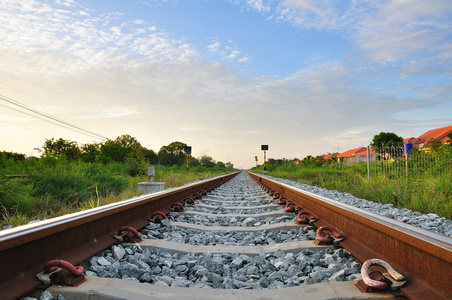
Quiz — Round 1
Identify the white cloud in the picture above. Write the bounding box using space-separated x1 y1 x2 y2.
81 108 136 119
56 0 76 7
229 0 271 13
1 0 450 168
0 0 199 75
207 41 221 52
350 0 452 63
225 50 240 59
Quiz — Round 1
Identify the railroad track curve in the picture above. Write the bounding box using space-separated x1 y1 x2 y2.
0 171 450 299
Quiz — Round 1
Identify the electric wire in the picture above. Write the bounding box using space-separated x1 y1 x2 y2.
0 94 108 140
0 102 107 141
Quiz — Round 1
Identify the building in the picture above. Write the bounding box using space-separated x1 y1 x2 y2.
411 125 452 149
337 147 377 165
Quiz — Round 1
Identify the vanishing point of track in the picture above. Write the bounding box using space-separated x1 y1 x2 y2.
0 171 450 299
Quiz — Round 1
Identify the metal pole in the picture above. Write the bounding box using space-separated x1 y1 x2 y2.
367 146 370 180
406 152 409 178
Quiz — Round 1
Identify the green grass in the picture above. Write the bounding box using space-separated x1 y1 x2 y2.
252 162 452 219
0 160 234 228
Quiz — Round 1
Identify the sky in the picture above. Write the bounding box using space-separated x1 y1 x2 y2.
1 0 451 169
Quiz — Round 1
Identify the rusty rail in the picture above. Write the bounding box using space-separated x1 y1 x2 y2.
0 172 239 300
247 172 452 299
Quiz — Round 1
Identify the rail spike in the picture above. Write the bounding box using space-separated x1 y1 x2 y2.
314 226 343 245
149 211 167 223
114 226 142 243
357 259 406 292
170 202 185 212
37 260 86 287
296 210 317 224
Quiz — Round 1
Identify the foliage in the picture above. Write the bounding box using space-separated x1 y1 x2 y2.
158 141 188 166
29 161 128 204
100 134 142 163
251 146 452 219
370 132 403 150
80 142 101 163
43 138 81 160
1 151 26 162
199 155 216 168
427 138 442 152
0 135 237 227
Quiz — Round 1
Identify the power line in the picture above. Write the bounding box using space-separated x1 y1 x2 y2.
0 94 108 140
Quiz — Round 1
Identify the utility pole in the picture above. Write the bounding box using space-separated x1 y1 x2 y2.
184 146 192 171
261 145 268 174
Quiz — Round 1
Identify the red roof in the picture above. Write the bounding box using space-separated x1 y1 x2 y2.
412 125 452 148
337 147 376 158
323 152 339 159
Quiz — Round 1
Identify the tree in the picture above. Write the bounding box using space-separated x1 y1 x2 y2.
225 161 234 169
427 138 442 152
42 138 81 160
0 151 26 162
158 141 188 166
142 148 158 164
215 161 226 169
80 142 100 163
199 155 215 167
370 132 403 150
100 140 127 163
100 134 143 163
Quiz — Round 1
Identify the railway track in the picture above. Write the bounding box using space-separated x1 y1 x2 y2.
0 171 451 299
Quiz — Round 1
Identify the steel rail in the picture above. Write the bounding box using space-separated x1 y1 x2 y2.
0 172 239 300
247 172 452 299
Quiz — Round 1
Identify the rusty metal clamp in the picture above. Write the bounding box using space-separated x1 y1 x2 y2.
183 197 195 205
285 202 300 212
296 210 317 224
149 211 167 223
114 226 142 243
169 202 185 212
193 192 203 199
315 226 343 245
359 258 406 292
278 197 287 205
37 260 86 287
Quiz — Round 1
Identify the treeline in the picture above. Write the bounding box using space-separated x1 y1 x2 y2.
0 135 235 226
250 135 452 219
1 134 234 176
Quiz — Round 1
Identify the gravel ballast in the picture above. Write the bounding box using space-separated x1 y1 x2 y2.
261 174 452 237
84 243 362 289
84 172 363 289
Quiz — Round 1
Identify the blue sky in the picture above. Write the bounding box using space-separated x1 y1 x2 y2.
1 0 451 168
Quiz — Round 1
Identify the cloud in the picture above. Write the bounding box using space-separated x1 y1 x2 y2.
0 0 198 75
1 0 450 168
81 108 136 119
229 0 271 13
350 1 452 63
207 41 221 52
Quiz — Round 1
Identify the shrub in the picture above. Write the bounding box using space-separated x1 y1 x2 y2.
30 162 128 205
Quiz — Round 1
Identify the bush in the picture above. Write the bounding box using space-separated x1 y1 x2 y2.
124 156 146 177
30 162 128 205
0 178 35 216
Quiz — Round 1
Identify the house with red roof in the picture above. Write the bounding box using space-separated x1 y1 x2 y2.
337 147 377 165
311 125 451 166
410 125 452 149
